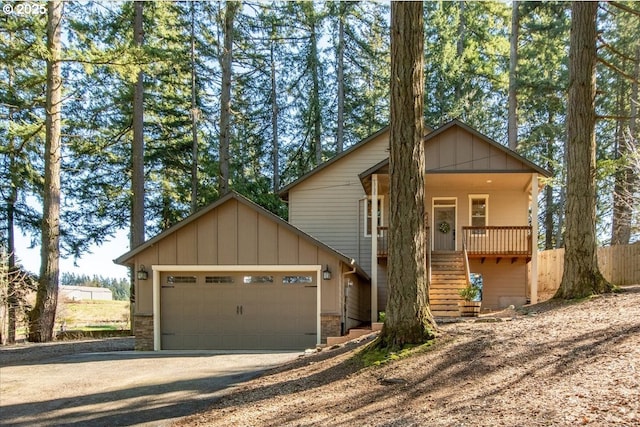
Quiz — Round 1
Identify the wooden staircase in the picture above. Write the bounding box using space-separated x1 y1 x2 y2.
429 252 467 317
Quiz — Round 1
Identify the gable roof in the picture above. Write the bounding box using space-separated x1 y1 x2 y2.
281 120 550 199
114 191 369 280
423 119 552 176
278 126 390 200
359 119 551 187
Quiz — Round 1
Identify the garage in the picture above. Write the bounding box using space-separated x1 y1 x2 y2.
160 271 317 350
114 192 370 351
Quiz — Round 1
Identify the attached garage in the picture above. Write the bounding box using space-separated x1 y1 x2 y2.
115 192 370 351
159 270 317 350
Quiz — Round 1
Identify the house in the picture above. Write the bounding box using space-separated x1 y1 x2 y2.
280 119 551 320
60 285 113 301
115 192 370 351
115 119 550 351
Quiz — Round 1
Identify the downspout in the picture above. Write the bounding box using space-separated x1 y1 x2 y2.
342 262 357 334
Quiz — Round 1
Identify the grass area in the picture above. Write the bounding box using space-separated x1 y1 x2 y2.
56 299 130 331
358 338 437 367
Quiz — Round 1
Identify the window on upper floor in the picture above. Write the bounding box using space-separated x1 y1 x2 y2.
469 195 489 234
364 196 384 237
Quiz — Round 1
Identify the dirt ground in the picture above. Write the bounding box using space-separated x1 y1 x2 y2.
178 285 640 427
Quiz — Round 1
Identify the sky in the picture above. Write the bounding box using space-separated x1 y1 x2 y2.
14 228 130 281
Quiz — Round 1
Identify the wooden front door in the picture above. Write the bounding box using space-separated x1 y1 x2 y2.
434 206 456 251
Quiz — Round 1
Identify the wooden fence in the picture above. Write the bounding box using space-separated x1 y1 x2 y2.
536 243 640 294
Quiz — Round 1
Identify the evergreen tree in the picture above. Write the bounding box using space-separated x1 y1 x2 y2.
29 0 64 343
555 1 611 299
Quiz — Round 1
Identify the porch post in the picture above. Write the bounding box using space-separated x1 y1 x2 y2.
531 173 539 305
371 173 378 324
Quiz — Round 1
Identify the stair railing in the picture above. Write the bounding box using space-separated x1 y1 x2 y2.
426 226 431 285
462 231 472 287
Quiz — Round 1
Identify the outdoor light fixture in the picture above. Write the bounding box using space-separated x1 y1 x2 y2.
137 265 149 281
322 265 332 280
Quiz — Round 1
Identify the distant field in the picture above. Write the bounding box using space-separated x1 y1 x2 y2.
56 299 130 331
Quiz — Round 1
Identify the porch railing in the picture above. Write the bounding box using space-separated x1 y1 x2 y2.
462 226 532 257
377 226 430 259
377 226 389 257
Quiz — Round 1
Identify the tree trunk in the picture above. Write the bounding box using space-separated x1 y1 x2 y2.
129 0 145 330
310 16 322 166
131 0 145 249
508 1 520 151
454 0 465 107
190 1 199 214
29 0 63 342
270 36 280 193
336 1 346 154
544 111 555 250
555 1 611 299
612 42 639 245
379 1 437 350
6 64 17 344
218 0 239 196
7 151 17 344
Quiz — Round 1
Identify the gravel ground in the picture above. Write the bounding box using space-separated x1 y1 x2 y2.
177 285 640 427
0 338 300 427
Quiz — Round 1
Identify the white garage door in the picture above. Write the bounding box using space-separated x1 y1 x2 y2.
160 271 317 350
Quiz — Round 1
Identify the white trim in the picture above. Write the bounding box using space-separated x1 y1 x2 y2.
432 197 458 251
151 264 323 351
530 174 539 304
153 269 160 351
371 174 378 324
468 194 490 229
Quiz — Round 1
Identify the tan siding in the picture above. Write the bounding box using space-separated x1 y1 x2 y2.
217 200 237 264
277 227 299 264
298 238 318 265
472 136 491 169
197 211 217 264
129 196 355 335
457 134 473 167
257 215 277 265
488 191 528 225
136 247 158 314
176 222 197 264
319 252 339 313
237 203 258 264
158 234 177 264
470 259 528 310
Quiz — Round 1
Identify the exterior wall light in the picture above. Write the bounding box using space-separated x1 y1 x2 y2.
137 265 149 280
322 265 332 280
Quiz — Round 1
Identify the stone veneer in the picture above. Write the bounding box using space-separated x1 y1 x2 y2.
134 314 154 351
321 314 342 343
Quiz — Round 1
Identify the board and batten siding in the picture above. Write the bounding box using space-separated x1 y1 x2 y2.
288 132 390 276
132 198 343 316
425 126 533 172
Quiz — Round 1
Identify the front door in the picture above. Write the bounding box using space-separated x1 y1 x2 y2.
434 206 456 251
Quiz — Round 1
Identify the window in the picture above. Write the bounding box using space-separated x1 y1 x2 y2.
243 275 274 284
205 276 234 284
469 195 488 233
167 276 197 284
364 196 384 237
282 275 314 284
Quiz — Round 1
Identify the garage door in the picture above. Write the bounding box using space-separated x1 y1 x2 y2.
160 271 317 350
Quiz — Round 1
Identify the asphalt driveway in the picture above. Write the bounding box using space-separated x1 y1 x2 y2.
0 343 301 427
